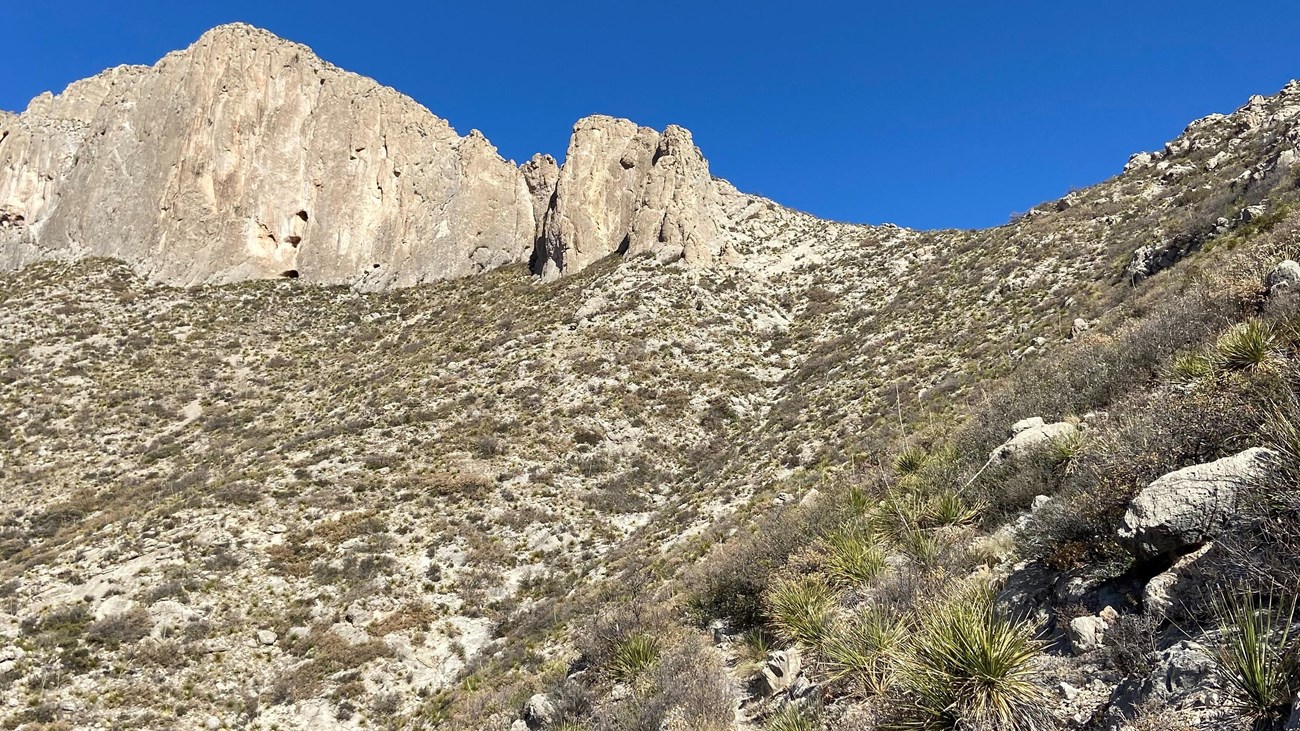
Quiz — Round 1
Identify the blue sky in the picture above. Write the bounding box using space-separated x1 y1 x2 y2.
5 1 1300 229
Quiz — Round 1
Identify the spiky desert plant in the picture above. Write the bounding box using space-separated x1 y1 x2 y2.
924 489 980 528
890 587 1048 731
766 575 836 647
610 633 661 682
820 606 909 694
899 527 946 571
765 702 821 731
1262 402 1300 473
738 627 776 669
893 444 930 476
1211 590 1300 726
822 524 887 588
1213 319 1279 372
1171 349 1215 383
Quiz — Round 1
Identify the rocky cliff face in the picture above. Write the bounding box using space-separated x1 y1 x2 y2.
0 24 759 287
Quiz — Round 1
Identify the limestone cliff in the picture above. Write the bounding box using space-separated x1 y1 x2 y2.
0 24 767 287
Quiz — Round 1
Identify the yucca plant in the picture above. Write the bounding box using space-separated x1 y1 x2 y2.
738 627 776 669
890 587 1048 731
1214 319 1279 372
1211 590 1300 726
893 444 930 475
765 702 821 731
1263 403 1300 474
923 489 981 528
1171 349 1215 383
610 633 661 682
820 607 909 694
899 527 946 571
822 524 887 588
766 575 836 647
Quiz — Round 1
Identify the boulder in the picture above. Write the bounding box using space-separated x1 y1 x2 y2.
1119 448 1278 559
1068 615 1109 654
256 629 278 646
1267 260 1300 294
758 648 802 696
990 420 1078 463
523 693 556 729
1143 543 1214 618
1011 416 1046 435
94 595 139 621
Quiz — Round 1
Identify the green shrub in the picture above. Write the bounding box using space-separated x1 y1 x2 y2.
1213 319 1279 372
1211 590 1300 726
765 575 836 647
610 633 661 682
822 525 886 588
820 607 908 694
890 587 1047 731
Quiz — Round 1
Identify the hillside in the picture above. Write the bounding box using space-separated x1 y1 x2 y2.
5 25 1300 731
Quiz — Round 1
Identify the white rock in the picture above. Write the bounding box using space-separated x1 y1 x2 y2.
1120 448 1278 558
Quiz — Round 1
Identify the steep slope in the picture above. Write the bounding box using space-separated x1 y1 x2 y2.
7 25 1300 731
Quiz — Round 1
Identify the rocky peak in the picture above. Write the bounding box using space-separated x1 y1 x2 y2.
534 115 746 279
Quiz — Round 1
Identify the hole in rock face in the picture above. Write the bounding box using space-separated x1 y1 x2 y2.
286 236 302 247
281 270 300 279
372 263 381 269
295 210 309 222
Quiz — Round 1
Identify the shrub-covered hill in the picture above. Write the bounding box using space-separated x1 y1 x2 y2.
6 83 1300 731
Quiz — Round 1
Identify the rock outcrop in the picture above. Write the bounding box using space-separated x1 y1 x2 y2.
0 25 758 288
534 116 741 279
1119 447 1278 559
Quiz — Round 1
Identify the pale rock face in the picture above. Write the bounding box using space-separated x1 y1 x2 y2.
538 116 662 279
1119 447 1278 558
536 116 746 279
1 23 794 287
626 125 734 267
521 153 560 242
1 24 535 287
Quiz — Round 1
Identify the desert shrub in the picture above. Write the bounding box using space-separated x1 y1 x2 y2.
593 638 734 731
86 608 152 649
889 587 1048 731
766 703 822 731
686 504 833 631
1211 590 1300 727
1103 612 1161 676
819 607 908 694
1213 319 1280 372
765 575 836 647
610 633 661 682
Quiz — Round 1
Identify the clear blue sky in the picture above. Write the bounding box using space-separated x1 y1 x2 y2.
5 1 1300 230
